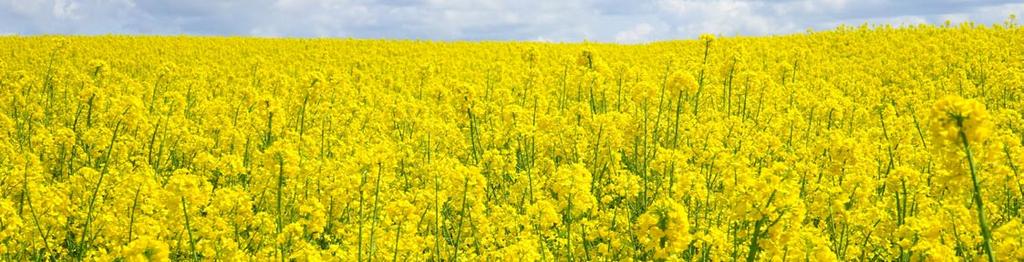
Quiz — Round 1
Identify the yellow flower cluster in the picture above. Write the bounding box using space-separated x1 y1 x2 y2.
931 95 994 145
1 21 1024 261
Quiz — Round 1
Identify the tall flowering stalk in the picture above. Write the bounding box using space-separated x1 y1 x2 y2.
932 95 995 262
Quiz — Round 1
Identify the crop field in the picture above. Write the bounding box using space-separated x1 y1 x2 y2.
1 23 1023 261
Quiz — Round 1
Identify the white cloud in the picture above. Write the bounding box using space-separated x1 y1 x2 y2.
970 3 1024 23
51 0 80 19
827 15 929 28
655 0 793 37
615 23 654 43
0 0 1020 42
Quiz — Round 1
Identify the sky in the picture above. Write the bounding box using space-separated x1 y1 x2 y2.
1 0 1022 43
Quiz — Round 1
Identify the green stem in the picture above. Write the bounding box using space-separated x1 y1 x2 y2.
369 164 384 259
24 160 50 253
959 129 994 262
451 166 472 261
433 169 442 260
78 120 121 259
181 197 198 261
277 155 286 262
693 38 711 117
127 185 142 242
392 221 402 262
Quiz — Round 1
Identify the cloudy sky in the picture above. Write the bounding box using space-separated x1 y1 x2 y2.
1 0 1022 43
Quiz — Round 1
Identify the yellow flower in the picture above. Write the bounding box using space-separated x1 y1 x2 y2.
930 95 993 144
666 70 698 95
549 163 596 214
529 199 561 230
119 236 170 262
88 59 108 75
577 49 596 69
635 198 690 258
699 33 716 44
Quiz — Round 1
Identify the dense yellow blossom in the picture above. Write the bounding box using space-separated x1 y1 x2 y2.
1 21 1024 261
931 95 994 145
